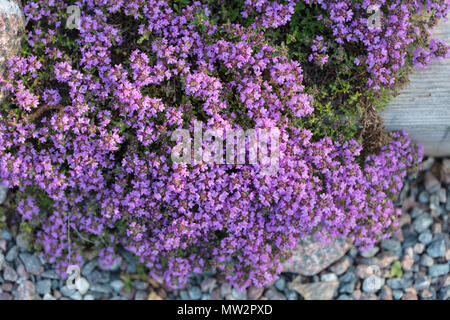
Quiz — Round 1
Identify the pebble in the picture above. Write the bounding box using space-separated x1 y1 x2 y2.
264 288 286 300
247 286 264 300
36 280 52 295
274 278 286 291
320 273 338 282
362 276 384 293
429 264 449 278
381 238 402 254
424 172 440 193
110 280 124 293
426 239 446 258
19 253 43 275
330 257 351 275
289 279 339 300
413 213 434 233
420 254 434 267
360 247 379 258
414 277 431 290
3 266 18 282
81 259 98 277
188 286 202 300
418 230 433 245
76 277 90 295
5 246 18 262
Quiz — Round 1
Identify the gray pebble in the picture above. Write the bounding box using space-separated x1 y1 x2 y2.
6 246 18 262
381 238 402 255
413 277 430 290
387 277 412 290
134 290 147 300
392 290 403 300
439 287 450 300
413 213 433 233
179 290 190 300
3 266 18 282
19 253 43 275
418 230 433 245
36 279 52 295
81 259 98 277
43 293 56 300
84 294 95 300
420 254 434 267
231 288 246 300
90 284 111 294
110 280 124 293
417 190 429 204
429 264 449 278
426 239 446 258
60 286 77 297
362 275 384 293
0 252 4 270
76 277 90 295
274 278 286 291
188 286 202 300
41 270 60 280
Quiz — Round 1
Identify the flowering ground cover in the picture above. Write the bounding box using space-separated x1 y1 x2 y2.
0 0 446 290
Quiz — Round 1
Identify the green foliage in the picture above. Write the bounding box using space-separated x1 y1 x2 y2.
390 260 403 278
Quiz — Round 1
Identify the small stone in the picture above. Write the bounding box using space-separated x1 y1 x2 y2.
99 257 122 272
401 288 418 300
417 190 429 204
413 213 434 233
36 280 52 295
188 286 202 300
0 252 4 270
134 290 147 300
232 288 246 300
81 259 98 276
420 254 434 267
439 287 450 300
339 282 355 294
0 292 13 300
2 282 13 292
60 286 77 297
359 292 377 300
401 248 414 271
220 283 231 297
70 292 83 300
133 280 148 291
356 265 377 279
90 284 110 294
424 172 440 193
376 252 398 268
379 285 393 300
413 243 425 254
420 157 435 171
210 287 221 300
289 278 339 300
330 257 351 275
17 264 29 280
446 249 450 261
200 277 216 292
43 293 56 300
247 286 264 300
360 247 379 258
76 277 90 295
420 289 434 299
41 270 60 280
414 277 431 290
110 280 124 293
320 273 338 282
3 266 17 282
5 246 18 262
427 239 446 258
362 276 384 293
381 238 402 254
19 253 44 275
84 294 95 300
282 236 351 276
418 230 433 245
392 290 403 300
264 288 286 300
429 264 449 277
387 277 413 290
440 274 450 287
285 289 297 300
15 281 39 300
340 271 356 283
274 278 286 291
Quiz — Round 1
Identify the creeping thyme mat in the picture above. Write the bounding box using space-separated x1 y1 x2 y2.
0 0 447 292
0 157 448 300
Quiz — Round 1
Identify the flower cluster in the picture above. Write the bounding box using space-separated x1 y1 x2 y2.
241 0 449 89
0 0 423 290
